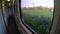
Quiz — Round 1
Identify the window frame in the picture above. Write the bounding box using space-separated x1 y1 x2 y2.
17 0 60 34
18 0 37 34
50 0 60 34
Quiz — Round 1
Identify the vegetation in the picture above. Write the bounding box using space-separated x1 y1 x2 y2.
22 7 53 34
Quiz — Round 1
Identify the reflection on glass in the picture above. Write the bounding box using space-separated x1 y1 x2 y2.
21 0 54 34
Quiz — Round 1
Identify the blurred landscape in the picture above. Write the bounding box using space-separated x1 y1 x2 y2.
22 6 54 34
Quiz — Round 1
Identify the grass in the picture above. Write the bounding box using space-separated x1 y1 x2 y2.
22 8 53 34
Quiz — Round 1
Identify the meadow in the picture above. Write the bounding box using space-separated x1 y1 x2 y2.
22 7 53 34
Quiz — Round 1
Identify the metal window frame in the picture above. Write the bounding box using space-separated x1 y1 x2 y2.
50 0 60 34
17 0 60 34
18 0 37 34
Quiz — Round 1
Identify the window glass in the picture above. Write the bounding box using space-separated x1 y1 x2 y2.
21 0 54 34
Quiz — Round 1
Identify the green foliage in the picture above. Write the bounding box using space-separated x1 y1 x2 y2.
22 8 53 34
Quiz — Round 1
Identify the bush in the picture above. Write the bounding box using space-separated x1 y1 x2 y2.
23 13 52 34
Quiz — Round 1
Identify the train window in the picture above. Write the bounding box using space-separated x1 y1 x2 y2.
21 0 54 34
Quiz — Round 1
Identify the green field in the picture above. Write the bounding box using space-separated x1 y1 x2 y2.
22 8 53 34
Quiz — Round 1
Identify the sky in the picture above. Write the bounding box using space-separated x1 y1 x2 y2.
21 0 54 8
